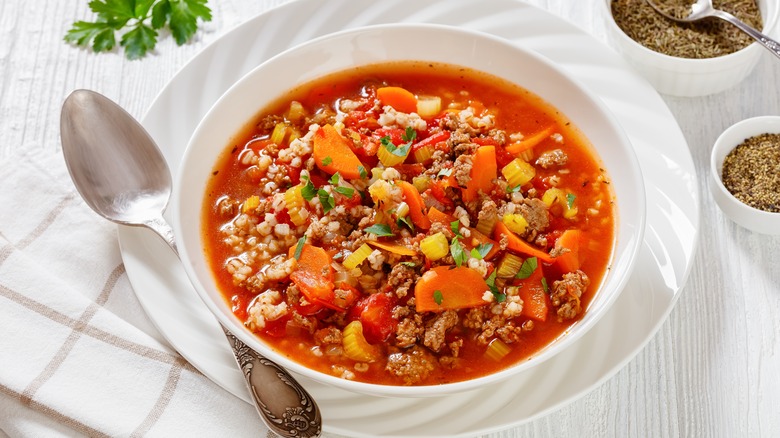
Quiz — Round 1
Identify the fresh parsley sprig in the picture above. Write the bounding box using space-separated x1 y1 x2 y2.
65 0 212 60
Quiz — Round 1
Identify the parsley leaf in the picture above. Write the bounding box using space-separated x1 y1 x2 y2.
450 220 462 237
433 290 444 306
402 126 417 142
334 186 354 197
471 243 493 260
64 0 212 60
322 156 333 166
380 136 412 158
400 261 417 268
515 257 538 279
486 270 506 303
541 277 549 293
365 224 394 237
567 193 576 209
300 176 317 201
397 215 415 232
329 172 341 185
506 184 522 193
317 189 335 213
358 165 368 179
450 237 468 267
293 236 306 260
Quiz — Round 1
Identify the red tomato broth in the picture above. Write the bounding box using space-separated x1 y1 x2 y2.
202 61 616 386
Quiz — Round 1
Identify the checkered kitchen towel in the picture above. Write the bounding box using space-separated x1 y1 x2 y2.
0 151 269 437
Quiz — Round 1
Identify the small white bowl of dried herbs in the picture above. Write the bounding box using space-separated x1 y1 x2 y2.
710 116 780 235
603 0 779 97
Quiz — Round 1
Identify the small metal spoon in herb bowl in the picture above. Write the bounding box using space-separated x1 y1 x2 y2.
645 0 780 59
60 89 321 438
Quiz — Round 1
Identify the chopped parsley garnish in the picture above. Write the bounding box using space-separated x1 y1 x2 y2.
486 270 506 303
433 290 443 305
293 236 306 260
322 156 333 166
358 165 368 179
450 220 462 237
515 257 538 279
450 237 468 267
397 216 415 232
365 224 394 237
541 277 549 293
400 261 417 268
64 0 212 60
506 184 522 193
317 189 335 213
334 186 354 197
471 243 493 260
402 126 417 142
380 135 412 157
300 176 317 201
567 193 576 209
329 173 341 185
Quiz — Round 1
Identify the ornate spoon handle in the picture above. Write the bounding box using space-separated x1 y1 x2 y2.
222 325 322 438
711 9 780 60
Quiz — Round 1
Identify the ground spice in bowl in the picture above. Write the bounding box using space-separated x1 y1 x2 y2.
611 0 763 58
721 133 780 212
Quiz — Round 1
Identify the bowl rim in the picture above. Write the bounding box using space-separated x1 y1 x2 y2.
172 22 646 397
602 0 780 65
710 115 780 230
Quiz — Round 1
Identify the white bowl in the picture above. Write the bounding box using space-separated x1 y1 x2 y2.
710 116 780 234
173 23 646 397
602 0 779 97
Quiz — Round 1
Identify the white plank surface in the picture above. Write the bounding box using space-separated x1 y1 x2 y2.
1 0 778 436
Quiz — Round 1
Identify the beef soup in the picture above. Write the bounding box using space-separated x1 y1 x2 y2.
202 61 616 386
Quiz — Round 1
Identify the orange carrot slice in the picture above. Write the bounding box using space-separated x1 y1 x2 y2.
376 86 418 113
367 240 417 256
462 145 497 202
414 266 488 312
493 221 553 263
427 206 455 225
554 229 582 272
516 264 548 322
313 124 364 179
396 180 431 230
289 244 335 307
505 125 555 156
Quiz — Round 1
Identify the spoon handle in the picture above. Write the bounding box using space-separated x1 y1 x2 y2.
222 325 322 438
712 9 780 60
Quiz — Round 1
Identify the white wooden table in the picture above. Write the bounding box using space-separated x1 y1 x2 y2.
1 0 778 436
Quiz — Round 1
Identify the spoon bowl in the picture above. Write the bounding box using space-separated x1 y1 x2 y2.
60 89 321 438
645 0 780 59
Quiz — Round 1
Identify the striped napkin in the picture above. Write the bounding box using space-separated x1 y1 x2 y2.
0 151 268 437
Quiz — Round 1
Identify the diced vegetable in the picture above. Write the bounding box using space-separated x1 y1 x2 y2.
493 221 553 263
242 195 260 214
412 175 431 192
414 266 489 312
502 213 528 235
516 263 548 322
396 180 431 230
427 206 455 225
475 213 497 236
377 138 411 166
342 321 381 362
413 144 434 163
501 158 536 187
416 96 442 118
420 232 449 261
286 100 305 123
289 244 336 308
554 229 582 272
313 124 364 179
542 188 578 219
284 185 308 226
270 122 288 145
462 145 497 202
484 338 511 361
367 240 417 256
350 292 396 343
376 86 418 113
496 253 524 278
343 243 373 270
463 228 499 260
505 125 554 156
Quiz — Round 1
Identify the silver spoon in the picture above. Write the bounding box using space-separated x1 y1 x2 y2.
60 89 321 438
645 0 780 59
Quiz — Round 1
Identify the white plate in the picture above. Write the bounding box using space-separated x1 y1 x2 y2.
118 0 699 436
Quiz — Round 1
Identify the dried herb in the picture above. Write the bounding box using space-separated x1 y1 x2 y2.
722 133 780 212
611 0 762 58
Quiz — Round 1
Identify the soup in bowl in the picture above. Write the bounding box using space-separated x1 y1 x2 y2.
173 23 645 397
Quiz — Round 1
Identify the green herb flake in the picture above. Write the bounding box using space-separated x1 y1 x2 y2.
400 261 417 268
567 193 576 209
334 186 355 197
364 224 394 237
293 236 306 260
515 257 538 280
506 184 522 193
380 135 411 158
402 126 417 142
450 237 468 267
433 290 444 305
486 270 506 303
329 172 341 185
300 177 317 201
317 189 335 213
450 220 463 237
358 165 368 179
64 0 212 60
541 277 549 293
397 216 415 232
322 156 333 166
471 243 493 260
